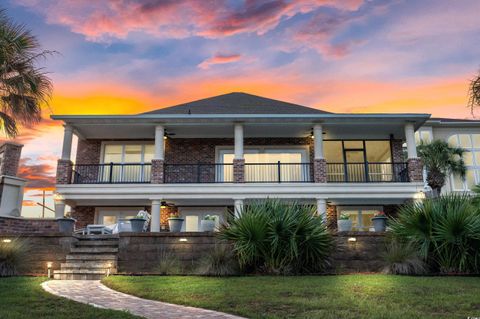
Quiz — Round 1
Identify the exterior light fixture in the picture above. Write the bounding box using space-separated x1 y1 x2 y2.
348 237 357 243
106 262 112 277
2 239 11 243
179 238 188 242
47 262 53 278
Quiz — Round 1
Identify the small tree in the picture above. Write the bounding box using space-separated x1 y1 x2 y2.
469 71 480 115
418 140 466 196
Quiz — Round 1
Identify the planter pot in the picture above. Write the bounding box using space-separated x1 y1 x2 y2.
337 219 353 232
372 217 387 232
57 218 75 234
130 218 146 233
200 220 216 232
168 218 184 232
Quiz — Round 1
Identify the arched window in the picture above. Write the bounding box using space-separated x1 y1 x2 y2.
447 134 480 191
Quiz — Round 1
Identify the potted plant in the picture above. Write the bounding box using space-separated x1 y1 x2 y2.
130 213 147 233
168 212 184 232
200 215 217 232
57 212 76 234
337 213 353 232
371 211 388 232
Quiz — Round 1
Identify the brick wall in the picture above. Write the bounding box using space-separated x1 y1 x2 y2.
391 139 405 163
407 158 423 182
55 159 72 184
160 206 178 230
0 216 58 234
0 142 23 177
76 139 102 164
71 206 95 229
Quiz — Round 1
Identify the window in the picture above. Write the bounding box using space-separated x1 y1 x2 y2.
337 207 381 231
447 134 480 191
415 128 433 145
102 143 154 182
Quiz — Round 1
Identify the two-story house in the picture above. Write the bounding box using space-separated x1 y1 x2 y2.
52 92 430 232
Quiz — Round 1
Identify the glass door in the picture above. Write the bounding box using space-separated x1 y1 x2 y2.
344 149 367 182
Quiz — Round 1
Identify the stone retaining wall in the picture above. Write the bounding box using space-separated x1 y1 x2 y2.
0 234 76 275
0 216 58 234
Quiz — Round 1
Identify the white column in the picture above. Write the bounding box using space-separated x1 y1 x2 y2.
54 200 65 219
61 125 73 160
234 123 244 160
404 123 418 159
316 198 327 223
234 199 244 218
313 124 324 159
154 125 165 160
151 200 161 232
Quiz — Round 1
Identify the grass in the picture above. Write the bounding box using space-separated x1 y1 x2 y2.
103 275 480 319
0 277 141 319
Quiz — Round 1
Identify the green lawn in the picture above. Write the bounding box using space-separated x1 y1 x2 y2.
0 277 140 319
103 275 480 319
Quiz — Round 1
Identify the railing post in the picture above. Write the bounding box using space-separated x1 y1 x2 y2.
109 162 113 183
197 164 201 183
277 161 281 183
365 162 370 182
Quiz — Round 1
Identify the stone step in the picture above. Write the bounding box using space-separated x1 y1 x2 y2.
61 261 117 269
75 240 119 247
75 235 119 241
53 269 112 280
70 247 119 254
66 254 117 261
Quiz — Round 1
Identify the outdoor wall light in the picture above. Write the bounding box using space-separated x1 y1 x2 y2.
179 238 188 242
348 237 357 243
2 239 11 243
47 262 53 278
106 262 112 277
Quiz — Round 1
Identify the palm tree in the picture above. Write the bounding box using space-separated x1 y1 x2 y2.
469 71 480 115
417 140 466 196
0 9 53 137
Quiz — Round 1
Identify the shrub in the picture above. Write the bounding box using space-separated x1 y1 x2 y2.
389 194 480 274
382 239 427 275
219 199 332 274
197 244 239 276
0 238 29 277
155 248 182 275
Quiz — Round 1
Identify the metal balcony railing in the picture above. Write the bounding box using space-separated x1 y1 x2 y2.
326 162 409 183
72 163 151 184
244 162 313 183
163 163 234 183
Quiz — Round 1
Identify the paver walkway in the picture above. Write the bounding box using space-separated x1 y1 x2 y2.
42 280 245 319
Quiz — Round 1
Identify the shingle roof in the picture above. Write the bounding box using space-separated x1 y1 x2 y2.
142 92 330 115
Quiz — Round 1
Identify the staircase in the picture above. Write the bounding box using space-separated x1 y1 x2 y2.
54 235 119 280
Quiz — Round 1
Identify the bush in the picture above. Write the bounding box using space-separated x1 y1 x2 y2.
197 244 240 276
0 238 29 277
382 239 427 275
389 194 480 274
155 248 182 275
219 199 332 274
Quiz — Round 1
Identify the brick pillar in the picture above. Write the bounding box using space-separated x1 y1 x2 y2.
233 159 245 183
71 206 95 229
326 205 337 231
0 142 23 177
151 159 164 183
407 158 423 182
314 158 327 183
56 159 72 184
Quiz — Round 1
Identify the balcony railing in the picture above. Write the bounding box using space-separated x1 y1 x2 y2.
163 163 234 183
244 162 312 183
72 163 151 184
327 162 409 183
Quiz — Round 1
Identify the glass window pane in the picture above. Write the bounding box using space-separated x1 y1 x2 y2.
344 141 363 149
144 145 154 163
104 145 122 163
474 152 480 166
421 131 432 143
185 216 199 232
452 174 464 190
448 135 458 147
124 145 142 162
325 141 343 163
102 216 117 225
459 134 472 148
366 141 391 162
464 152 474 165
473 135 480 148
415 132 420 145
466 170 476 190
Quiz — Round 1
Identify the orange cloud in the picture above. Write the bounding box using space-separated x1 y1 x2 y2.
198 53 242 70
18 158 56 189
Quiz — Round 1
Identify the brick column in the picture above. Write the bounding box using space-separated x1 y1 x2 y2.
407 158 423 182
0 142 23 177
233 159 245 183
56 159 72 184
314 158 327 183
151 159 164 184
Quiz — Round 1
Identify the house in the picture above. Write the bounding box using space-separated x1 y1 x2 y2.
52 92 432 232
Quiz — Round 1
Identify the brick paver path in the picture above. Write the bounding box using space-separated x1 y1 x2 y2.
42 280 245 319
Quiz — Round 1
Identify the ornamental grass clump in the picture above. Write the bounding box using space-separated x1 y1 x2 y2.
382 239 427 275
389 194 480 274
197 244 240 276
0 237 29 277
219 199 332 275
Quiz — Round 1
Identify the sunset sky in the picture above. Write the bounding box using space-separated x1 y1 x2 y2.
3 0 480 217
